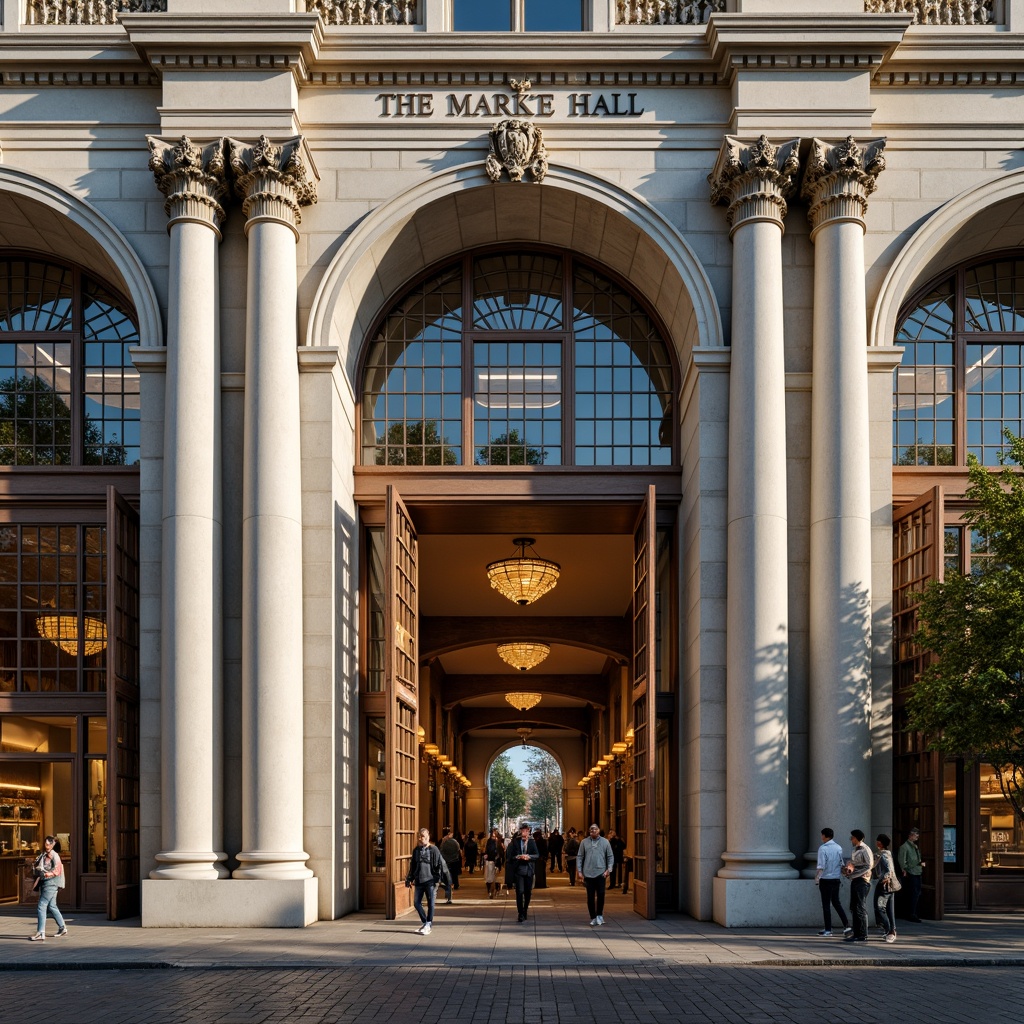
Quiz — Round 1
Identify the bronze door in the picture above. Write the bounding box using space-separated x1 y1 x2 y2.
631 484 657 920
384 486 419 920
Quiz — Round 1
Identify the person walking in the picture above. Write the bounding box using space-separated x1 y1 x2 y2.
814 827 851 937
484 827 504 899
843 829 874 942
607 828 627 888
548 828 564 872
565 828 580 886
578 823 614 926
505 822 539 923
873 833 899 943
404 828 451 935
29 835 68 941
439 827 462 903
464 831 479 874
898 827 925 922
533 829 548 889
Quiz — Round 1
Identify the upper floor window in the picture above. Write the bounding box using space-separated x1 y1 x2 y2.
894 254 1024 467
453 0 583 30
360 249 674 467
0 256 140 467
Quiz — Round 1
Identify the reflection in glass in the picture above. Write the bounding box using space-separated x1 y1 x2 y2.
979 762 1024 872
87 759 107 872
965 260 1024 332
361 251 675 467
366 529 385 693
0 259 140 466
525 0 582 30
0 524 106 694
367 717 386 872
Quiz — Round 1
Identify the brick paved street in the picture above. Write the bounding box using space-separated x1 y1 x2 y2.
4 963 1024 1024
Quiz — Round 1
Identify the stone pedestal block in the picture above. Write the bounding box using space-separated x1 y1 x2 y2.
142 878 319 928
712 876 823 928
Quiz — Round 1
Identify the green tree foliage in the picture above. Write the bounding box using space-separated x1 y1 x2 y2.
524 748 561 827
375 420 458 466
0 373 125 465
475 428 546 466
907 429 1024 824
488 753 527 826
895 440 955 467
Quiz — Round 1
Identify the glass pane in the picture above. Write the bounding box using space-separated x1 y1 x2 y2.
86 759 107 872
0 259 73 333
362 265 462 466
965 259 1024 332
86 718 107 755
979 763 1024 873
367 717 386 873
0 761 71 869
573 264 672 466
525 0 582 30
366 529 385 694
0 525 107 694
0 715 77 753
942 760 959 869
453 0 511 29
965 343 1023 466
474 340 561 465
472 253 563 330
82 278 140 467
0 343 74 466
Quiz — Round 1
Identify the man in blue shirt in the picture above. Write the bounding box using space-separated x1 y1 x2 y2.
814 827 851 937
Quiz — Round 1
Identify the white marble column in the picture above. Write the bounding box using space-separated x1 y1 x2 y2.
147 136 229 881
228 135 317 880
709 136 801 885
801 137 886 867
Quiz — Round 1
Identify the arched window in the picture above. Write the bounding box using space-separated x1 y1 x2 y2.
0 255 140 467
360 250 675 468
894 253 1024 467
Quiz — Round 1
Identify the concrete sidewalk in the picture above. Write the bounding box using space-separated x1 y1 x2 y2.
3 876 1023 970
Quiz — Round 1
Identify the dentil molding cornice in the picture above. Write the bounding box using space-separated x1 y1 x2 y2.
121 14 323 84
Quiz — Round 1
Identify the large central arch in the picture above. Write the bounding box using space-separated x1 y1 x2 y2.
306 162 723 384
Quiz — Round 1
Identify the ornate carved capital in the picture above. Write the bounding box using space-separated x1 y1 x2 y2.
485 119 548 184
228 135 318 233
802 136 886 236
708 135 801 235
148 135 229 231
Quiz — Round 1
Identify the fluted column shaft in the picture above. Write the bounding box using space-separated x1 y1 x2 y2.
148 136 229 880
710 136 800 879
802 138 886 866
229 136 317 880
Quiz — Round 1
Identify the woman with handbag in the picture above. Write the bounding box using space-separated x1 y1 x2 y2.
30 835 68 941
873 833 900 944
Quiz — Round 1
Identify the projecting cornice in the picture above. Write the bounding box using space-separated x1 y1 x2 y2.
707 14 911 84
121 14 323 84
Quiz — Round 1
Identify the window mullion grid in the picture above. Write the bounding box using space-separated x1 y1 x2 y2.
71 266 83 466
562 258 575 467
461 255 473 466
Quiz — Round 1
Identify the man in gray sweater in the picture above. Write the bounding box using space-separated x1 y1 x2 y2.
577 824 615 926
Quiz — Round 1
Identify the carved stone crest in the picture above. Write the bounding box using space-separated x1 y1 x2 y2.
485 118 548 184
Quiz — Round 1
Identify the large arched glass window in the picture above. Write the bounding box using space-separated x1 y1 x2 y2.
0 255 140 467
361 250 675 467
894 254 1024 467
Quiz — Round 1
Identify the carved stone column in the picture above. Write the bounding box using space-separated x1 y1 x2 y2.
228 135 317 881
147 136 229 880
801 137 886 868
709 136 801 907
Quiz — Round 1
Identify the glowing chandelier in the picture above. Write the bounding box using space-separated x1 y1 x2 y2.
498 641 550 672
486 537 560 606
504 690 543 712
36 613 108 658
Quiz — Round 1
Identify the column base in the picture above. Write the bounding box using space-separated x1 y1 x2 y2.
713 876 822 928
141 878 318 927
150 850 230 880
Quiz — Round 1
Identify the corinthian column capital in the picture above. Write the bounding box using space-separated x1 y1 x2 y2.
227 135 318 236
801 136 886 236
148 135 229 232
708 135 801 235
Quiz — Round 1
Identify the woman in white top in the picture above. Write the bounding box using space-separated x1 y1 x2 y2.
30 835 68 941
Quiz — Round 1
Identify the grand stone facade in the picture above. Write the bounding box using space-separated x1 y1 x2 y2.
0 0 1021 927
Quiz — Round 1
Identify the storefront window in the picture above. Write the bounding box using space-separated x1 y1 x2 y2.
655 716 670 874
0 524 107 693
943 759 960 868
979 762 1024 872
0 715 77 752
86 758 107 872
367 717 386 872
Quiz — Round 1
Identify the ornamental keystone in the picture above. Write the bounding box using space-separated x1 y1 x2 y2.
485 118 548 184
